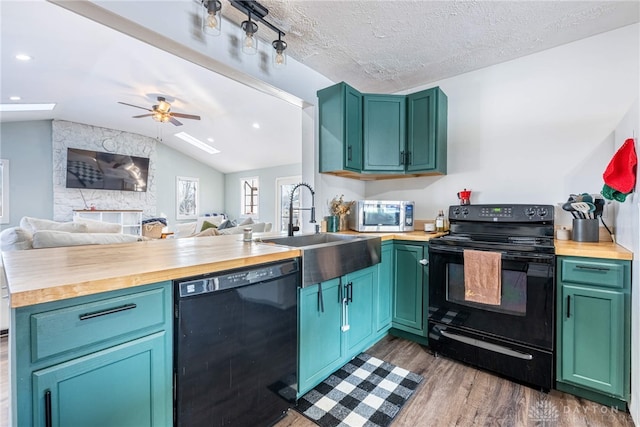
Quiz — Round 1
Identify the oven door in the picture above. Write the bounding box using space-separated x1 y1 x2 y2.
428 244 555 350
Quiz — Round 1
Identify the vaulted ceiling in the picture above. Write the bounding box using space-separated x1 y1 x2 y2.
1 1 638 173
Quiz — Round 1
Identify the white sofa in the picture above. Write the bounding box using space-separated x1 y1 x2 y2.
172 215 272 239
1 215 273 251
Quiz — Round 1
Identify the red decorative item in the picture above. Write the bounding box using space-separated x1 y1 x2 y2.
603 138 637 194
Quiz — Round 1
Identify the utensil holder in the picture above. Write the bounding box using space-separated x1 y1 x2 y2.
572 218 599 242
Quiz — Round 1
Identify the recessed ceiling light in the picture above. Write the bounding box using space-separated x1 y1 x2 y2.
175 132 220 154
207 138 215 143
15 54 32 61
9 96 21 101
252 123 260 129
0 103 56 112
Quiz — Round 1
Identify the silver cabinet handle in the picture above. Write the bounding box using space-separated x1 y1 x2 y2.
419 259 429 266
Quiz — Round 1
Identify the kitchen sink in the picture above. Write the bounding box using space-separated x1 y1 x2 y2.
260 233 381 287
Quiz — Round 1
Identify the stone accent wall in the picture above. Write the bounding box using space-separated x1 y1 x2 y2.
52 120 157 221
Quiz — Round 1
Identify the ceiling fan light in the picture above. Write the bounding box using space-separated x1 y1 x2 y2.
156 99 171 113
202 0 222 36
241 17 258 55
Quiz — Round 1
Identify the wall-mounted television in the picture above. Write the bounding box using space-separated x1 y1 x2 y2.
66 148 150 192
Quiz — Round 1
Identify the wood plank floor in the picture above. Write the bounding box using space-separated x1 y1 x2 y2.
0 334 634 426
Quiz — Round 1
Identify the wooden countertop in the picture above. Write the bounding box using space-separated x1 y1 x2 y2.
3 230 632 308
554 239 633 260
3 234 300 308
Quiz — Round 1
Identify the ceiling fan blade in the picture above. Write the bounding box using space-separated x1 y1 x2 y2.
118 101 152 111
170 117 184 126
171 112 201 120
132 114 154 118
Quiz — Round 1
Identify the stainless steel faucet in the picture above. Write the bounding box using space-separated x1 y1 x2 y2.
288 183 316 236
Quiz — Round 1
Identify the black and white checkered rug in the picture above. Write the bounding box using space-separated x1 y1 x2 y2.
296 353 423 427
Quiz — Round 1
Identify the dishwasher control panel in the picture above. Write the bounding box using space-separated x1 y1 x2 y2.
176 259 299 297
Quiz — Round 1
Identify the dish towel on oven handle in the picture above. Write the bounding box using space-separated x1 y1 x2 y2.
463 249 502 305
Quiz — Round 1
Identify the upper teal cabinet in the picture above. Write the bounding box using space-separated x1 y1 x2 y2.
317 82 448 180
363 95 406 172
318 82 363 173
406 88 447 174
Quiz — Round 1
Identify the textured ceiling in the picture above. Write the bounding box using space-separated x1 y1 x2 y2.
225 0 640 93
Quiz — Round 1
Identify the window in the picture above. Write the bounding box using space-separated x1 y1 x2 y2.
275 176 302 232
240 177 259 217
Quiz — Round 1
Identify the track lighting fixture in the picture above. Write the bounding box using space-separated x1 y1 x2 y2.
272 31 287 68
202 0 222 36
241 11 258 55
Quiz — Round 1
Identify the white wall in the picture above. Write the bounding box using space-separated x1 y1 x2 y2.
366 24 640 225
612 100 639 425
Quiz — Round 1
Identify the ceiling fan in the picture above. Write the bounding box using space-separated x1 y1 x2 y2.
118 96 201 126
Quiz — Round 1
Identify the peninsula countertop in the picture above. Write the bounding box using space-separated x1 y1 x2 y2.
2 234 301 308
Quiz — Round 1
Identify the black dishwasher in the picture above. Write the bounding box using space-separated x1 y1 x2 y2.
174 259 299 426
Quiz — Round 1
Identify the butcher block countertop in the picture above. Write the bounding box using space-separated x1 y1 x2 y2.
3 234 301 308
3 231 632 309
554 239 633 260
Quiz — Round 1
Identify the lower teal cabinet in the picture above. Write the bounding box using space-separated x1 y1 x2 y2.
32 332 169 427
298 278 345 395
11 282 173 426
556 256 630 409
298 265 380 397
392 242 428 339
375 241 393 333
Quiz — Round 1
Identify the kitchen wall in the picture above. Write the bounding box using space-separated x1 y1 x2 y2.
224 163 302 226
365 24 639 225
0 120 225 229
611 100 639 423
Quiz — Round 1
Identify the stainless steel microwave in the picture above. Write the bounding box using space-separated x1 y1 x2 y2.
348 200 415 232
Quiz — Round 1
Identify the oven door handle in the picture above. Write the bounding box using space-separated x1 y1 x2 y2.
439 329 534 360
428 245 555 262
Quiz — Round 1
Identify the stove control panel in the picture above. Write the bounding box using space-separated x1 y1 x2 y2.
449 204 554 223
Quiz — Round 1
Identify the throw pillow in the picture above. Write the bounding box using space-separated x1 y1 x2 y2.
192 228 219 237
217 219 237 230
73 217 122 233
20 216 89 233
32 231 140 249
200 220 218 232
238 217 254 226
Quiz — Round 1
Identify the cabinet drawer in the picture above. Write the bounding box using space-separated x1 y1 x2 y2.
560 259 625 289
31 287 168 362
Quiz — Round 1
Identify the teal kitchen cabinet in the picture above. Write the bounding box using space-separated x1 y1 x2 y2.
392 242 428 343
317 81 448 179
298 277 345 395
406 87 448 174
11 282 172 427
298 265 379 396
375 241 393 335
362 94 406 172
556 256 631 409
318 82 363 173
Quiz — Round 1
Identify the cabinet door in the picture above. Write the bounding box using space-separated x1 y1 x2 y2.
559 285 625 397
363 95 406 172
406 88 447 173
298 278 344 395
375 242 393 332
345 266 376 355
392 243 425 334
32 332 170 427
318 82 362 173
